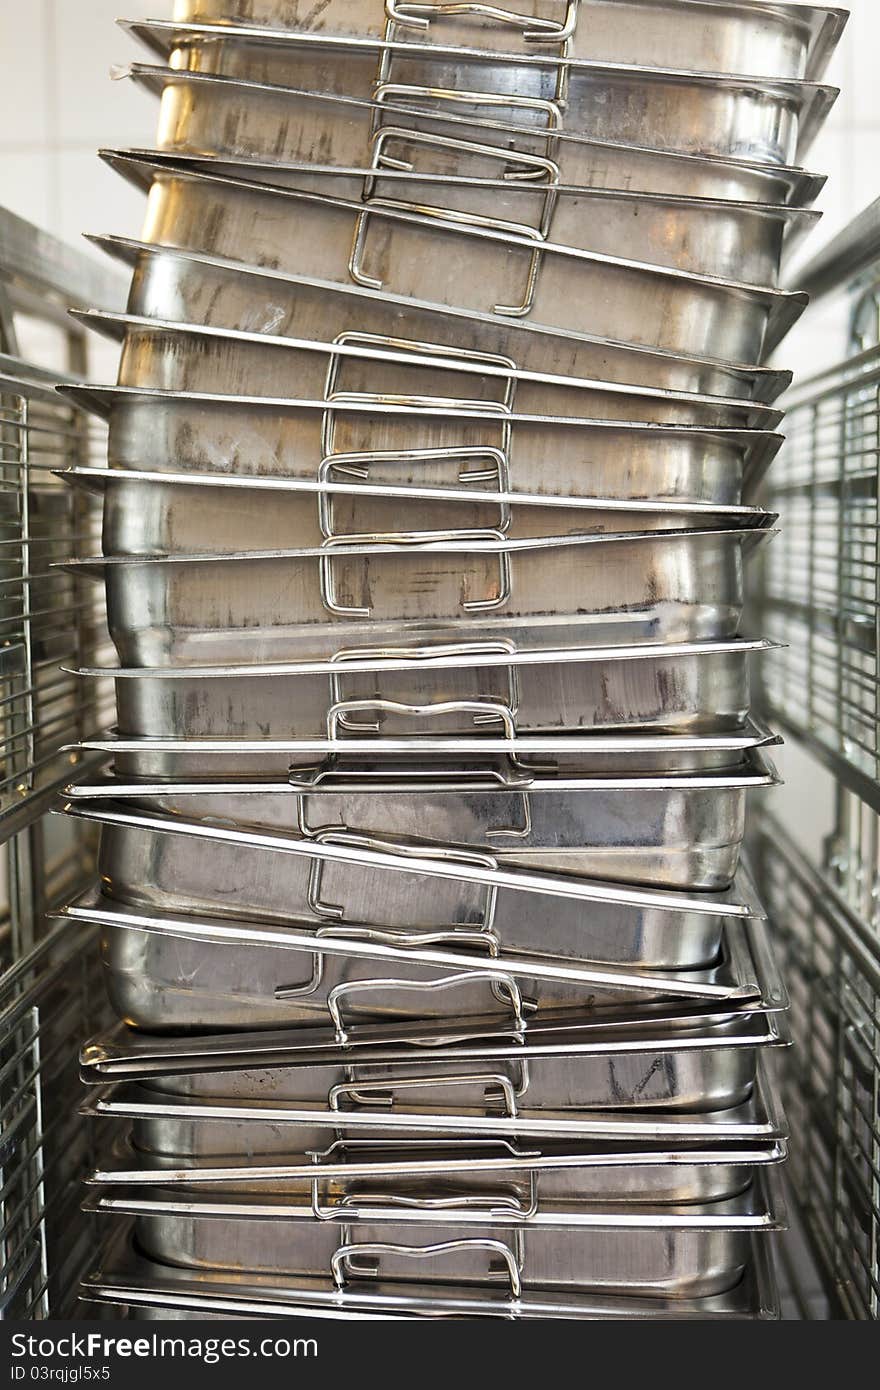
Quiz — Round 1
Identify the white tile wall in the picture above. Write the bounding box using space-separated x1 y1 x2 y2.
0 0 157 261
0 1 878 265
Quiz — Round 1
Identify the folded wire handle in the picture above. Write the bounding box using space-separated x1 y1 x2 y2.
326 697 518 740
311 1171 538 1221
298 829 501 939
386 1 579 43
316 447 512 549
331 1237 523 1297
325 970 528 1042
329 1069 520 1114
318 528 513 617
273 921 504 1002
327 638 521 734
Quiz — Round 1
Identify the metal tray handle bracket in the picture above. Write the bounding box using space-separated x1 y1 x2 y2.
299 828 502 935
310 1170 538 1221
324 971 529 1043
372 82 565 143
324 329 519 418
327 639 521 733
385 2 579 44
318 530 513 617
331 1236 524 1297
328 1070 520 1114
316 447 513 542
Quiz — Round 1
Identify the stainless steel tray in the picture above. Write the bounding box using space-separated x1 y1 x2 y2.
78 302 786 431
119 57 827 206
144 1 845 83
86 1123 786 1205
60 397 772 522
122 18 837 166
63 834 761 978
117 67 826 208
79 1003 785 1116
64 524 772 670
65 739 778 883
81 1052 787 1143
88 1179 783 1299
113 103 817 285
58 881 783 1029
63 414 780 519
72 637 772 746
109 153 806 361
91 235 792 405
79 1223 781 1317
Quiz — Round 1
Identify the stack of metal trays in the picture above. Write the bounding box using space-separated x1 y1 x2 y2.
60 0 848 1321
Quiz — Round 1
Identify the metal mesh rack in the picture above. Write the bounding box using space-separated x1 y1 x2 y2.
0 205 124 1317
750 814 879 1320
754 202 880 813
751 198 880 1320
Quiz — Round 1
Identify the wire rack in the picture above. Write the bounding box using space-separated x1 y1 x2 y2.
0 375 114 828
751 198 880 1320
750 813 880 1320
753 348 880 805
0 205 123 1317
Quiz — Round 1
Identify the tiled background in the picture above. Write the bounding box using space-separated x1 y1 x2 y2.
0 0 877 273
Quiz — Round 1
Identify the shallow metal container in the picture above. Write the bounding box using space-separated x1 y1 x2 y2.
70 525 769 669
84 1046 786 1144
160 1 845 83
120 91 817 285
87 473 774 560
126 18 837 166
78 300 786 432
65 379 782 512
126 66 826 208
71 748 775 890
114 156 804 363
92 638 767 747
95 235 791 405
88 1131 776 1209
61 879 775 1029
90 1006 778 1124
81 1223 781 1318
63 835 758 985
127 1197 769 1298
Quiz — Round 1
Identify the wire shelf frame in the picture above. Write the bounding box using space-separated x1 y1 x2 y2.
750 812 880 1321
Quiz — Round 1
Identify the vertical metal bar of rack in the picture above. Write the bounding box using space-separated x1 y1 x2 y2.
0 205 125 1318
751 198 880 1320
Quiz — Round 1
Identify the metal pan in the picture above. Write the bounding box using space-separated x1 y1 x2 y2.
72 717 780 775
73 468 776 556
63 526 772 669
77 1000 784 1117
61 381 782 511
62 390 782 517
58 884 781 1029
62 845 760 988
77 304 786 432
87 1127 786 1208
94 1181 782 1299
110 154 806 362
120 73 820 280
92 235 792 405
123 19 838 166
116 60 823 208
120 65 826 208
81 1051 786 1142
149 1 846 83
73 637 773 745
65 752 777 899
79 1223 781 1318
